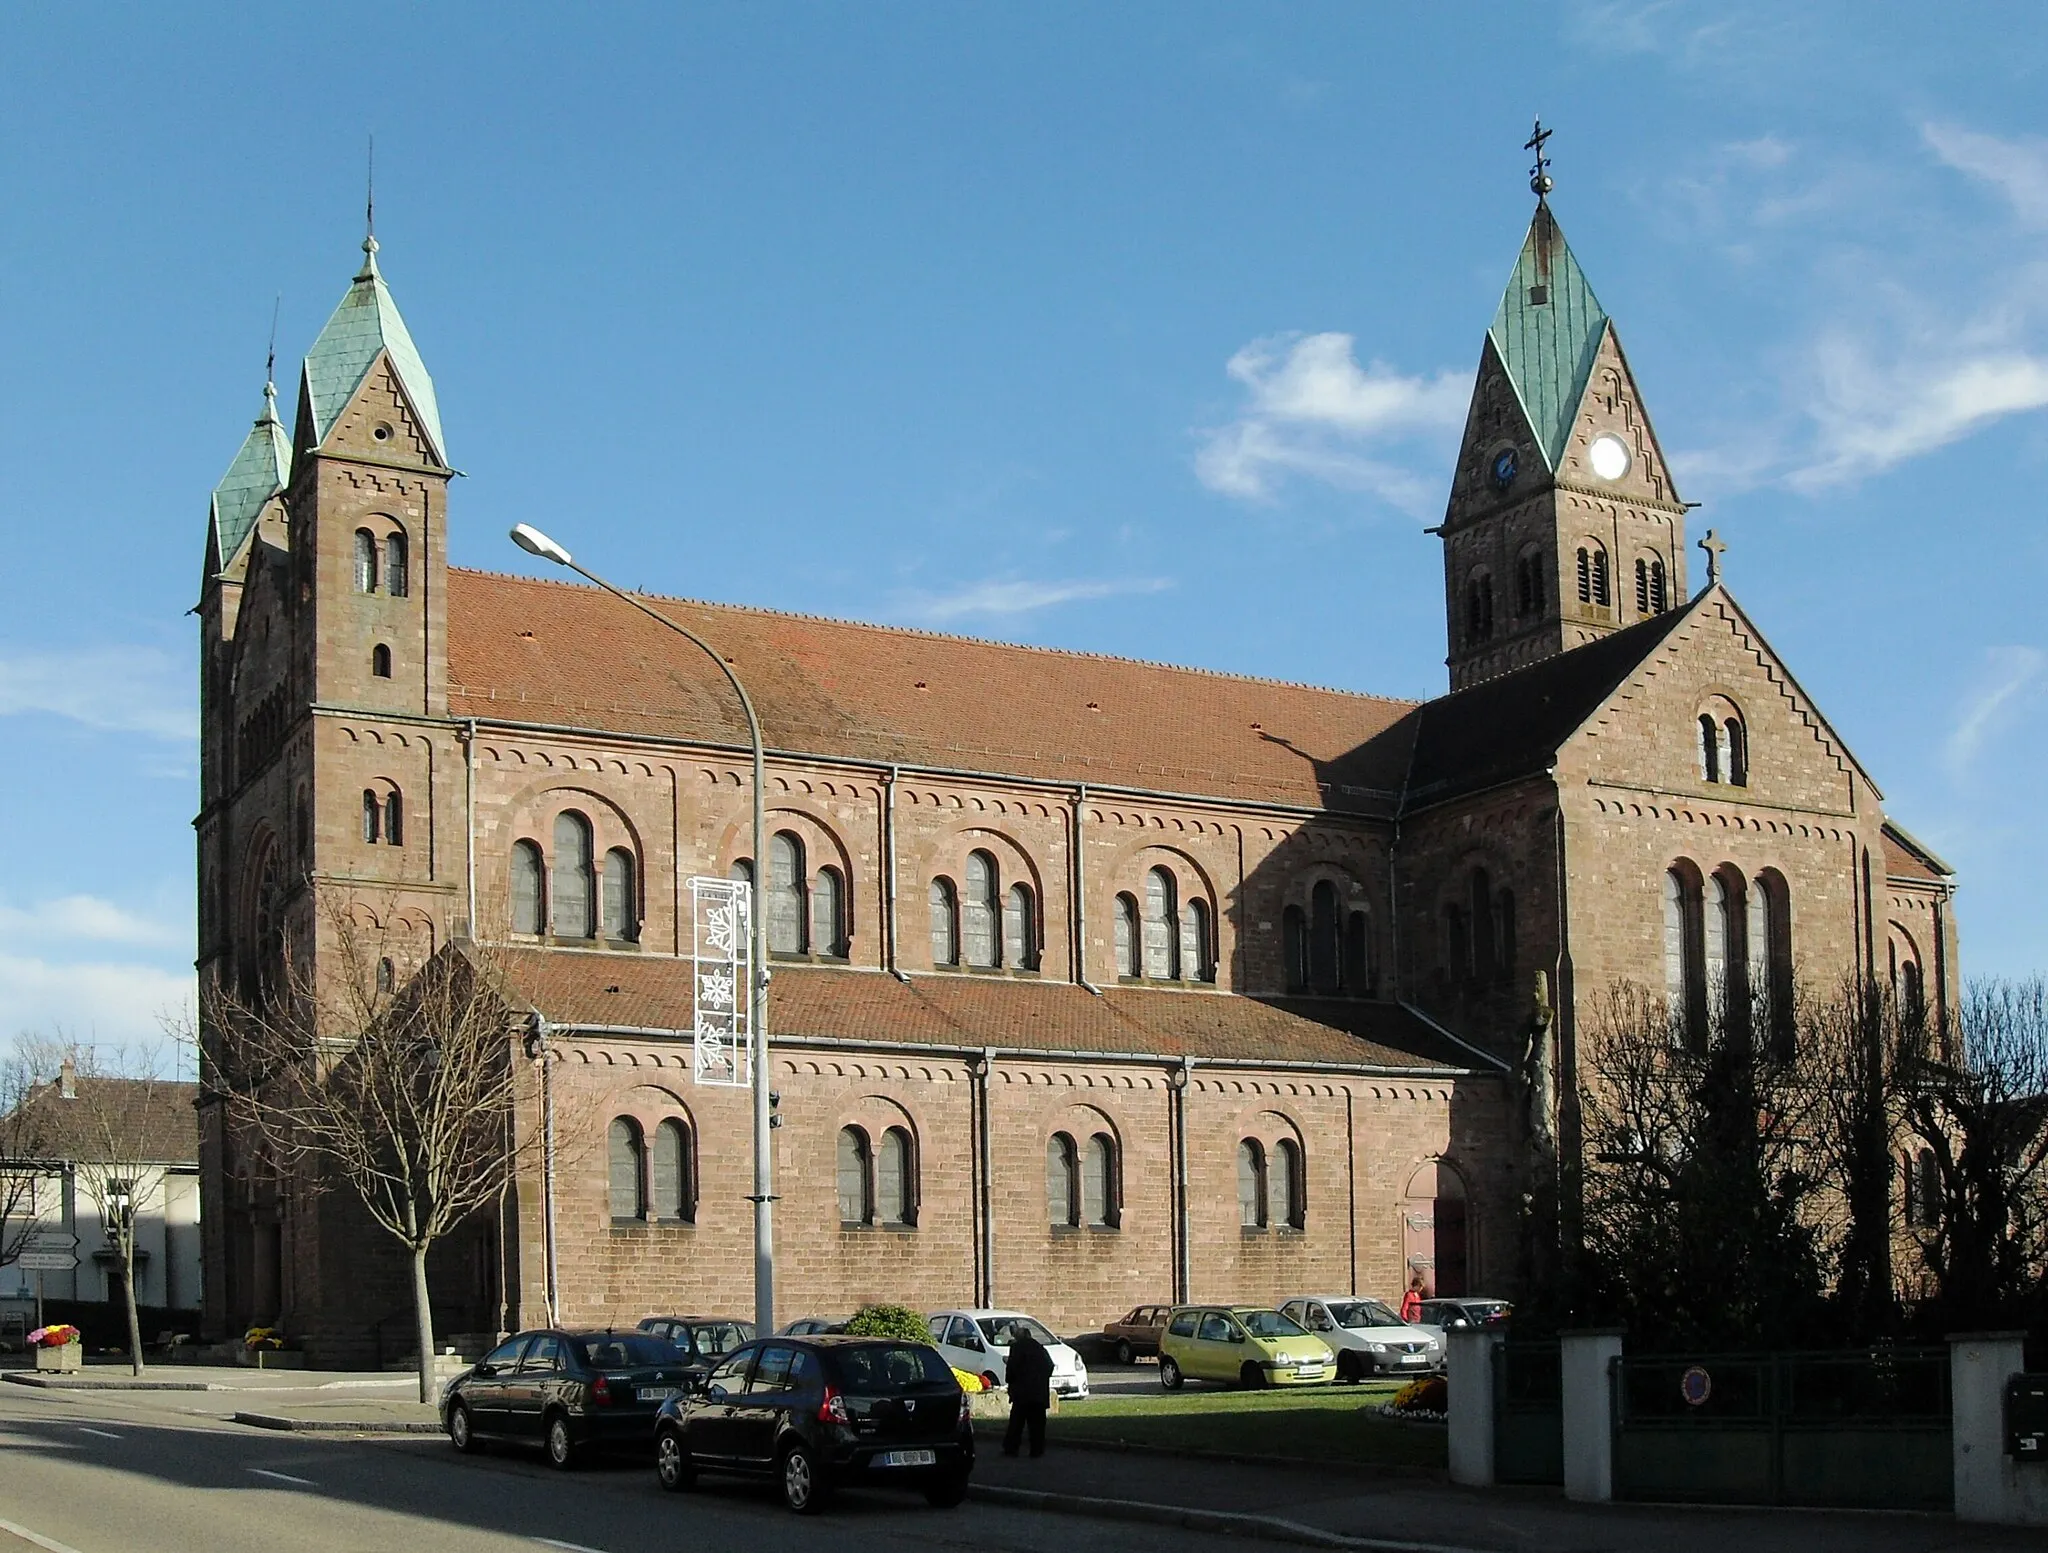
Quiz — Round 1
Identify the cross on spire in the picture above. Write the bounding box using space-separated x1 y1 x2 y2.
1525 117 1554 198
1699 528 1727 587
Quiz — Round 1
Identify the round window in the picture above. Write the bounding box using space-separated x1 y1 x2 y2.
373 423 393 443
1588 434 1631 481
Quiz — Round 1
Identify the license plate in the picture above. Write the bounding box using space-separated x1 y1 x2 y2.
876 1448 936 1468
636 1386 678 1402
1295 1365 1324 1378
1400 1354 1427 1364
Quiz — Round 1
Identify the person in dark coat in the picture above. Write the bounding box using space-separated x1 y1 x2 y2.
1002 1328 1055 1458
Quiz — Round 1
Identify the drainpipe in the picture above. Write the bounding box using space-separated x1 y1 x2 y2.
462 718 478 937
525 1012 560 1326
1346 1086 1357 1297
1071 785 1102 994
977 1047 996 1307
1171 1057 1193 1302
884 766 908 982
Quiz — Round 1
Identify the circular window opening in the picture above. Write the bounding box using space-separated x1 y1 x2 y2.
1588 434 1631 481
373 423 393 443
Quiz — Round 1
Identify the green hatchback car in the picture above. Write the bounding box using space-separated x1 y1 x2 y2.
1156 1305 1335 1390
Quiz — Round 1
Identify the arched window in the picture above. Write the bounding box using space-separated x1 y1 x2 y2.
729 857 753 886
603 848 639 941
1142 867 1179 979
552 812 594 938
811 867 846 958
1046 1132 1079 1227
768 832 806 955
362 789 380 844
511 840 544 934
1725 718 1748 786
1237 1139 1267 1229
1272 1137 1305 1230
651 1119 692 1222
375 957 395 995
1004 882 1038 971
963 850 999 967
929 878 959 967
384 789 403 847
1282 905 1308 993
1180 898 1213 983
371 643 392 678
1592 546 1611 606
1309 881 1339 994
1902 958 1926 1029
1634 556 1668 616
1113 893 1140 978
1444 905 1470 983
608 1118 646 1221
1494 889 1516 983
1576 543 1610 606
353 529 378 593
1515 546 1544 616
385 531 409 598
1343 909 1373 996
1704 871 1732 1035
837 1126 872 1225
1469 869 1494 980
877 1127 915 1226
1753 870 1794 1059
1082 1133 1118 1228
1664 865 1707 1050
1699 715 1722 783
1465 572 1494 643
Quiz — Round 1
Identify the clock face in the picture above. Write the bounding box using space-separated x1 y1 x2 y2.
1490 448 1519 491
1588 434 1632 482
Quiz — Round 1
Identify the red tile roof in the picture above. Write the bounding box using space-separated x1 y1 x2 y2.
10 1076 200 1166
1882 822 1953 884
489 948 1482 1072
447 569 1418 812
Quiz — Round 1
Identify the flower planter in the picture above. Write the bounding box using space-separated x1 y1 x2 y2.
34 1342 82 1373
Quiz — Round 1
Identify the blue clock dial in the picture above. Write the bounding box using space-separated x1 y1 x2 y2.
1491 448 1519 491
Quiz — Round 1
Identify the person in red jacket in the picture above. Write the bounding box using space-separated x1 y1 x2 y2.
1400 1274 1426 1324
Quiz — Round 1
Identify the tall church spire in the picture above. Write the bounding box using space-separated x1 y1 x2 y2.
206 376 291 575
297 233 447 467
1487 204 1609 473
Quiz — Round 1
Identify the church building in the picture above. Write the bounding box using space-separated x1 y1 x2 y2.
194 183 1959 1363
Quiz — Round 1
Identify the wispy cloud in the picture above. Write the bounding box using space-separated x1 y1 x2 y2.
900 575 1174 624
1194 332 1464 511
1944 646 2046 782
0 646 194 741
1924 122 2048 228
0 896 188 951
0 953 194 1046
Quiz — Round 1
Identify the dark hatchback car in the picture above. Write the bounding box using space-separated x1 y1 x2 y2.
636 1316 756 1384
444 1330 689 1468
653 1335 972 1514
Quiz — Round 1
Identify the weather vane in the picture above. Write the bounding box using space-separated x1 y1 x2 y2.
1525 117 1554 198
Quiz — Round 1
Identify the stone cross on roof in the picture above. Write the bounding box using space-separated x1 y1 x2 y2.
1525 117 1554 197
1699 529 1727 587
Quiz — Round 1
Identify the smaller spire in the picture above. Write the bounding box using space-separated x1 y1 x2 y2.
1525 117 1554 199
357 134 380 281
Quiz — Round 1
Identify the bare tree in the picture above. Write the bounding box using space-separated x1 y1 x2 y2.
0 1048 57 1276
205 904 546 1401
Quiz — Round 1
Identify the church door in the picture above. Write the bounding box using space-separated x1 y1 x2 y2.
1401 1160 1470 1298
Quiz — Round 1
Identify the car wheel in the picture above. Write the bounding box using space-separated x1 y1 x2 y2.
923 1467 970 1508
779 1441 828 1515
1336 1352 1362 1384
654 1427 695 1492
1239 1362 1267 1390
1114 1339 1134 1366
447 1403 477 1452
544 1412 577 1470
1159 1356 1184 1391
981 1370 1000 1393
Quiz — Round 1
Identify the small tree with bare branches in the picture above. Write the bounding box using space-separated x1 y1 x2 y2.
206 904 543 1401
0 1050 57 1281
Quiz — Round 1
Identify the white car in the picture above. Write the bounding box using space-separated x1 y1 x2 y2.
1279 1295 1442 1382
927 1309 1090 1400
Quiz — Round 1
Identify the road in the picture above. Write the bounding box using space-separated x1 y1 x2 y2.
0 1381 1235 1553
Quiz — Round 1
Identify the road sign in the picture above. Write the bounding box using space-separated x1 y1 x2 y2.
22 1232 78 1255
17 1252 78 1272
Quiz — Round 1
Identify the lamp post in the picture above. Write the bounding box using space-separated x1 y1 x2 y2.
508 523 775 1335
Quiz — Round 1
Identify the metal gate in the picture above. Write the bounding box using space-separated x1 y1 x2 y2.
1493 1342 1563 1485
1612 1348 1951 1510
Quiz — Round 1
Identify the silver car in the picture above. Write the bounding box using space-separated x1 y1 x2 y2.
1279 1295 1442 1381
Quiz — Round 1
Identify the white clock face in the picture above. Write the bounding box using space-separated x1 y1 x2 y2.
1588 434 1632 482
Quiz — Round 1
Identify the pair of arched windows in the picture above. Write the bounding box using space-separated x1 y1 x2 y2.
1465 571 1495 644
352 528 409 597
1663 862 1793 1055
510 815 639 941
1575 543 1611 607
1441 868 1514 987
930 851 1038 970
1283 881 1374 996
1635 556 1669 615
764 832 847 959
1047 1130 1118 1228
361 787 403 846
1514 546 1545 617
609 1116 694 1222
1113 867 1213 982
838 1125 915 1226
1237 1137 1305 1230
1699 712 1749 786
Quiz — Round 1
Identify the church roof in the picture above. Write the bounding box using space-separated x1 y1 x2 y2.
446 569 1420 813
300 238 446 464
1488 202 1608 471
488 948 1483 1072
207 381 290 570
1882 820 1954 884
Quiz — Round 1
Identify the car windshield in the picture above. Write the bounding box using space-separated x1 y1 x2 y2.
831 1343 956 1394
686 1322 754 1358
1466 1303 1511 1321
1237 1310 1308 1339
977 1316 1057 1347
575 1335 673 1368
1328 1301 1404 1329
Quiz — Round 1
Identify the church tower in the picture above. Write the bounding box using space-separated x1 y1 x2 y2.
1437 158 1689 691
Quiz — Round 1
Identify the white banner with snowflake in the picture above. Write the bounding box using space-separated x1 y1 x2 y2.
688 876 753 1087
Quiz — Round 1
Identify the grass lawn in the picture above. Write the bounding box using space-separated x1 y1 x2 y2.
1029 1382 1446 1470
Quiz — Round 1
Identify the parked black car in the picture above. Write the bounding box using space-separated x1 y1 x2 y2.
652 1335 972 1514
443 1329 688 1468
636 1315 756 1383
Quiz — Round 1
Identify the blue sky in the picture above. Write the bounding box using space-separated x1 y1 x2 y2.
6 2 2047 1046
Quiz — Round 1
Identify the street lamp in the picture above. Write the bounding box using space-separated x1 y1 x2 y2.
507 523 775 1335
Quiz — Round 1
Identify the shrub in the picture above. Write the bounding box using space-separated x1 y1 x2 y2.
843 1303 933 1344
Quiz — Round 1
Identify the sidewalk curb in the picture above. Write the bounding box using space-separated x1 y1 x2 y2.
232 1410 443 1434
968 1424 1443 1480
3 1373 214 1392
968 1484 1492 1553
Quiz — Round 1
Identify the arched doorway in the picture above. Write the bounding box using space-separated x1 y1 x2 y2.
1401 1160 1469 1297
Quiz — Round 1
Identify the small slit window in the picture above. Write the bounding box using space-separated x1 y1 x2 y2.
1046 1132 1079 1227
963 851 998 968
609 1118 646 1221
602 847 638 941
1004 882 1038 971
361 789 380 844
354 530 378 593
768 832 806 955
511 840 544 934
383 789 403 847
1114 893 1139 978
929 878 959 967
877 1127 915 1227
837 1126 873 1225
652 1119 692 1222
371 643 392 678
385 532 408 598
1237 1139 1267 1229
812 866 846 958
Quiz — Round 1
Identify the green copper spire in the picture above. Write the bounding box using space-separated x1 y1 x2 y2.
208 379 291 570
300 235 446 464
1487 202 1608 472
